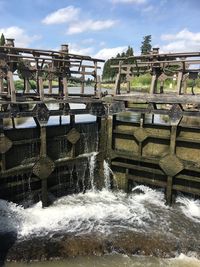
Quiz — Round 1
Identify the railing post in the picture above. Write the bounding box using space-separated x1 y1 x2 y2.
176 71 183 95
0 78 4 93
81 66 85 94
7 70 16 102
48 79 52 94
63 75 68 100
114 60 122 95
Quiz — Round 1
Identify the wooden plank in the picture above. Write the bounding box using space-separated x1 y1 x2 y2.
126 173 166 187
112 161 163 175
173 184 200 195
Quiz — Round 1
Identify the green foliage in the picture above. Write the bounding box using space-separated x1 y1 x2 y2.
102 46 134 82
0 33 5 46
14 80 24 90
140 35 152 55
14 79 37 91
130 74 151 87
102 59 117 81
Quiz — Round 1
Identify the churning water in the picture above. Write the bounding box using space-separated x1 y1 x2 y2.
0 157 200 265
0 185 199 241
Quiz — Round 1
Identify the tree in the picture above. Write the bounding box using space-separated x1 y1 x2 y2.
140 35 152 55
0 33 5 46
102 46 135 81
126 46 134 57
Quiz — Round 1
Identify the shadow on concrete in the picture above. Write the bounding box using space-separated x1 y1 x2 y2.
0 232 17 266
0 199 18 267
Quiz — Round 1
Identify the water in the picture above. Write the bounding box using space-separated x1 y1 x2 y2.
4 254 200 267
0 186 199 240
0 185 200 265
88 152 98 190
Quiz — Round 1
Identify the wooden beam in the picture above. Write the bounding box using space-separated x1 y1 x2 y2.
114 93 200 104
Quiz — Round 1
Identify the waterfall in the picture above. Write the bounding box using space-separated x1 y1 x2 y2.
68 163 74 187
103 160 118 190
75 160 87 192
103 160 111 190
89 152 98 191
82 132 89 154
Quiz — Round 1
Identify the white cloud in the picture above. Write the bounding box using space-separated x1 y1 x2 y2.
69 43 94 55
112 0 146 4
67 19 117 35
42 6 80 25
161 28 200 42
94 46 127 60
0 26 41 47
160 29 200 52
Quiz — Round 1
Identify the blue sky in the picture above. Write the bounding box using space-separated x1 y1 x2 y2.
0 0 200 59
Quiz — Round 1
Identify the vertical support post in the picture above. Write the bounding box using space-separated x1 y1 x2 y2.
176 71 183 95
138 113 145 156
111 114 116 151
81 66 85 94
0 78 4 93
11 117 15 129
97 75 101 98
39 76 44 101
40 126 48 207
106 115 113 161
94 61 98 96
7 71 16 102
70 114 75 127
70 114 76 158
160 80 164 94
114 61 122 95
40 126 47 157
41 179 48 208
58 77 63 97
166 176 173 205
48 79 52 94
150 69 158 94
127 80 131 93
0 118 6 172
166 125 178 205
25 78 30 93
169 125 177 155
63 76 68 100
182 73 188 94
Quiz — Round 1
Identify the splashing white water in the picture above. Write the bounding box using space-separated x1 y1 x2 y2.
89 152 98 190
0 185 199 242
176 196 200 223
103 160 118 190
103 161 111 190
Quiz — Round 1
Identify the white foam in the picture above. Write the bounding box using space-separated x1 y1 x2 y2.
0 186 199 241
176 197 200 223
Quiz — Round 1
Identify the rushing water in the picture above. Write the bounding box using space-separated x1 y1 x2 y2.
0 185 199 240
1 185 200 266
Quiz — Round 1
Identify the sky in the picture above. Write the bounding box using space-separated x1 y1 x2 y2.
0 0 200 60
